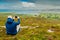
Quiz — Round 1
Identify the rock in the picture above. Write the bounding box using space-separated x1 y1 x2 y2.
47 29 54 33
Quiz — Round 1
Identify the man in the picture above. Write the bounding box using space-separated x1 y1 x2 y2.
5 16 20 35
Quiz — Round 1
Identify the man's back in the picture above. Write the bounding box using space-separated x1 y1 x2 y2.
6 18 20 35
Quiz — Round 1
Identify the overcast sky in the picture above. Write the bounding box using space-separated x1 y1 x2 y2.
0 0 60 14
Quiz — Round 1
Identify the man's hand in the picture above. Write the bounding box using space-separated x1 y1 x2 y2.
17 16 19 19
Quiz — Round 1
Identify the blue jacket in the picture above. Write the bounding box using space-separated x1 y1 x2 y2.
5 18 20 35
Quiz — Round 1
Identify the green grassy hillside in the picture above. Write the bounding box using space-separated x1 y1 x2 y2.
0 13 60 40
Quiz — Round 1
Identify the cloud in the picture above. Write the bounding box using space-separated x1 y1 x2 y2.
0 2 39 13
21 2 35 7
0 1 60 13
0 2 36 10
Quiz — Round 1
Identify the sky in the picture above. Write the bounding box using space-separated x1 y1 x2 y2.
0 0 60 14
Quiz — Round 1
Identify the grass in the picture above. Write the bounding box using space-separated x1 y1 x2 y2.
0 14 60 40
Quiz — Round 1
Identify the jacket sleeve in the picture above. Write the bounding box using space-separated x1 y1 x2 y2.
15 19 20 25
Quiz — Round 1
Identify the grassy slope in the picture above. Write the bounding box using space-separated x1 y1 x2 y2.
0 13 60 40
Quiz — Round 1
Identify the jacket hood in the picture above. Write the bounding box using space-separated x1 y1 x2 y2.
7 18 13 24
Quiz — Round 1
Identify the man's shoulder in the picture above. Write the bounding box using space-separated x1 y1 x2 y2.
13 21 16 24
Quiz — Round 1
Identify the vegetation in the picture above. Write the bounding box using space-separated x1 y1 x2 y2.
0 13 60 40
39 13 60 19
